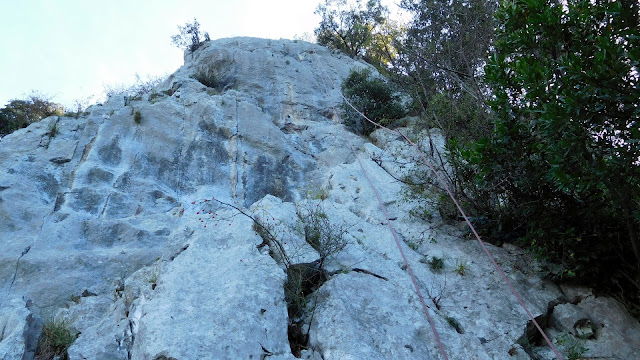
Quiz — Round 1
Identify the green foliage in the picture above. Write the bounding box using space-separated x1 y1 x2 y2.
315 0 387 61
171 18 206 52
556 333 589 360
428 256 444 272
454 258 467 275
148 92 164 103
0 94 63 136
341 68 406 135
134 111 142 124
428 92 492 146
35 317 76 360
398 0 497 94
47 123 58 138
454 0 640 289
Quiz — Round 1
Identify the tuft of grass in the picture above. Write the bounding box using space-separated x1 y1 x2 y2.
69 294 81 304
134 111 142 124
35 317 77 360
454 258 468 275
313 187 330 201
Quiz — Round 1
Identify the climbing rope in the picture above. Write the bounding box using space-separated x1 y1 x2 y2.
310 47 563 360
312 49 449 359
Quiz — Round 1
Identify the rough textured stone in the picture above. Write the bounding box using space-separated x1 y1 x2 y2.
0 37 638 360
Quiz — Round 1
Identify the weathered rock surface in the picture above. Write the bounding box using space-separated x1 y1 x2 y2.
0 37 638 360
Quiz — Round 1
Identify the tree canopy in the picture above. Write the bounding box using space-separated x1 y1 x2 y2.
315 0 396 69
456 0 639 286
0 94 63 136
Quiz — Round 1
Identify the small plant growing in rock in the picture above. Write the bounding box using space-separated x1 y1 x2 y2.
556 333 589 360
444 315 464 334
428 256 445 272
134 111 142 124
454 258 467 275
408 241 419 251
35 316 77 360
47 123 58 138
147 272 158 290
295 202 349 265
148 92 163 103
307 187 330 201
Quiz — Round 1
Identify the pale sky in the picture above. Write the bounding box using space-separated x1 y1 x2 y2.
0 0 324 109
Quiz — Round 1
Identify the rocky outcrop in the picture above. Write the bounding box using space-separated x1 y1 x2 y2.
0 37 638 360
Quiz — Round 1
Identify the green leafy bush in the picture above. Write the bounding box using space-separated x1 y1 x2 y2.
341 68 406 135
453 0 640 291
315 0 386 59
134 111 142 124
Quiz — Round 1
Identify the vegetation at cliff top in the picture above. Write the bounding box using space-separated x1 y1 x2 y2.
0 93 64 137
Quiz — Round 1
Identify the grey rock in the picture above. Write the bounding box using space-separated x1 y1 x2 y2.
0 37 638 360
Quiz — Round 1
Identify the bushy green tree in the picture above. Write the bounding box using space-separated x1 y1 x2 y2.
0 94 63 136
341 68 406 135
457 0 640 287
315 0 393 68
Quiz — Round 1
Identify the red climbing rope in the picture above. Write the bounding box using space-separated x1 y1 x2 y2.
310 48 563 360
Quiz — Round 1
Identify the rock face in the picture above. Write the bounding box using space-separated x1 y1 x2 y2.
1 37 639 360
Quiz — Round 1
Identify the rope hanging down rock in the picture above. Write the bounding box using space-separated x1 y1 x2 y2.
311 48 563 360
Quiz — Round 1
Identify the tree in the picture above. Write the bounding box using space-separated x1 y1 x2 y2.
459 0 640 289
397 0 497 102
390 0 498 204
314 0 388 62
0 94 63 136
171 18 208 53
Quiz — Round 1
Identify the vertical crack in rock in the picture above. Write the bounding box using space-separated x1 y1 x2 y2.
100 193 112 216
284 261 326 357
230 95 240 200
69 134 98 190
8 245 31 293
516 298 565 357
22 311 43 360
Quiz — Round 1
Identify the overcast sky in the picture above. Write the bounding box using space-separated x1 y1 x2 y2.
0 0 326 108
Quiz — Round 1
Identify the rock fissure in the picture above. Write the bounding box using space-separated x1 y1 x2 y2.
68 133 98 190
8 246 31 293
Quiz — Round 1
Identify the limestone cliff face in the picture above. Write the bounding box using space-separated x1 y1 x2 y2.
0 38 638 360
